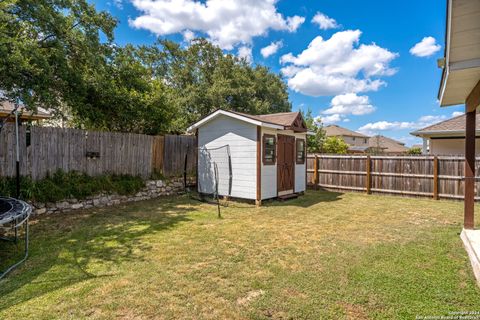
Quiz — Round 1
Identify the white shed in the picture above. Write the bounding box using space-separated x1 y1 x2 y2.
187 109 308 205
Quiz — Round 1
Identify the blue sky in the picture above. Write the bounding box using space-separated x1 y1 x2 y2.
93 0 461 146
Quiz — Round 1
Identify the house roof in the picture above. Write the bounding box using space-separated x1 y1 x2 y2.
324 125 369 138
368 135 408 153
0 101 51 120
187 109 307 132
438 0 480 106
348 146 371 152
411 113 480 137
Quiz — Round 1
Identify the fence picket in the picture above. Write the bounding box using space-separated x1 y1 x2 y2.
0 124 196 180
307 154 480 201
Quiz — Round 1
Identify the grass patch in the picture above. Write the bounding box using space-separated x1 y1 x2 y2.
0 190 479 319
0 170 145 203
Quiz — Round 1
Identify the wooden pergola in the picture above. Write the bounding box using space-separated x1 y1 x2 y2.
438 0 480 230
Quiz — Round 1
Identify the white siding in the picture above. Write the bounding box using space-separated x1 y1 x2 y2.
198 115 257 199
294 132 307 193
260 129 307 200
261 127 278 200
429 138 480 155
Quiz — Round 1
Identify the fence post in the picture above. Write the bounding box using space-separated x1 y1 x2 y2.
433 156 439 200
313 155 319 190
366 155 371 194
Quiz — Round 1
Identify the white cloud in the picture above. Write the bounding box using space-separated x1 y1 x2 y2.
129 0 305 50
182 30 195 42
358 115 447 134
238 46 253 63
311 12 338 30
322 93 375 116
318 114 342 125
113 0 123 9
286 16 306 32
261 40 283 58
452 111 463 117
409 36 441 57
280 30 398 96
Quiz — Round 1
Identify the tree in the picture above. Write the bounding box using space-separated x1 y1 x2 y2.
68 45 174 134
323 137 349 154
0 0 116 111
145 39 291 131
1 0 292 134
302 108 325 153
407 147 422 155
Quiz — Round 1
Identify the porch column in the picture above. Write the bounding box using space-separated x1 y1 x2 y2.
422 137 428 155
464 79 480 229
464 108 475 229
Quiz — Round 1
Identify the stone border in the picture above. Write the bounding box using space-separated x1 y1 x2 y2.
31 178 195 215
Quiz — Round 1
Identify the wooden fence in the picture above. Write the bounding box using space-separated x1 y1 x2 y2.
0 124 196 180
151 134 197 177
307 154 480 201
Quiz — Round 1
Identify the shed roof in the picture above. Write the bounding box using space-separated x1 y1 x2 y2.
368 135 408 153
411 113 480 137
187 109 307 132
0 101 51 120
324 125 369 138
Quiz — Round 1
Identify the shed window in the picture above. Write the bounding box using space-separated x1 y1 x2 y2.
296 139 305 164
263 134 276 165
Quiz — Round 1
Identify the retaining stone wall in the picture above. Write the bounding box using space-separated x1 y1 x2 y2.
31 178 194 215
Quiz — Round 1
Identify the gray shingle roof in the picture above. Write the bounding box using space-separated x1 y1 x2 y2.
368 135 408 153
411 113 478 136
324 125 369 138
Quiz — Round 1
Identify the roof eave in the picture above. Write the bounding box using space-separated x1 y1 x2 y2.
186 109 285 132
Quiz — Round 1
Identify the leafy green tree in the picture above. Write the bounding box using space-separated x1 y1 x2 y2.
323 136 349 154
407 147 422 155
0 0 116 110
146 39 291 131
301 109 326 153
69 45 174 134
1 0 291 134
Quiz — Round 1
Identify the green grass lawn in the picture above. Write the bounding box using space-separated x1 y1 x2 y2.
1 190 479 319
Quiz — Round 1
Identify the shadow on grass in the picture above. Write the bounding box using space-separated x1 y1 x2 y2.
264 189 343 208
0 196 200 309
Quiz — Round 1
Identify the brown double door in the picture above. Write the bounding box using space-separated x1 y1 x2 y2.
277 134 295 194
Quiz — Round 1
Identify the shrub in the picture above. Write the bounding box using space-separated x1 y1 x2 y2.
322 136 349 154
407 147 422 155
0 170 145 203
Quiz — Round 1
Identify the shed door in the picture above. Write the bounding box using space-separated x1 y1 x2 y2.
277 134 295 194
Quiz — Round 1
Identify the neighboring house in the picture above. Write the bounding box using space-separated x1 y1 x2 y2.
324 125 370 153
368 135 409 155
187 110 308 206
411 114 480 155
0 101 51 123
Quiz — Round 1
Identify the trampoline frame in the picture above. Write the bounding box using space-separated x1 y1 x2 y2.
0 101 32 279
0 197 31 280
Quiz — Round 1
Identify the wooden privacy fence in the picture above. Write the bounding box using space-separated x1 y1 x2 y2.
0 124 197 180
151 134 197 177
307 154 480 201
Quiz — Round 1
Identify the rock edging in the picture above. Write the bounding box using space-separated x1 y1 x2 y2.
32 178 194 215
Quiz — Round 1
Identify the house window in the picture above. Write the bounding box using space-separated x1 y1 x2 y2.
364 138 367 144
352 137 356 141
296 139 305 164
263 134 276 165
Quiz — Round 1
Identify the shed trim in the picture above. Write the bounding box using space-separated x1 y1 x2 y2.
187 110 284 132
